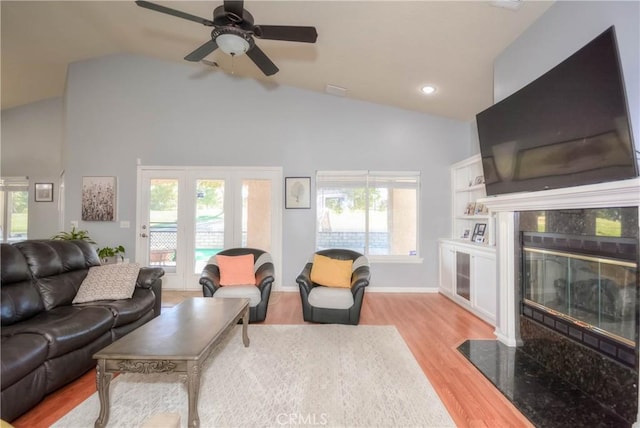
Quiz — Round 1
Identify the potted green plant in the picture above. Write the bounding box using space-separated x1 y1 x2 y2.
51 226 96 244
97 245 126 264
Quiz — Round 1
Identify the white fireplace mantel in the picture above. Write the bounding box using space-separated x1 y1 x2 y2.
479 177 640 212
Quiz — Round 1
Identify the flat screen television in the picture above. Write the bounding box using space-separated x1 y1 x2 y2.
476 26 638 196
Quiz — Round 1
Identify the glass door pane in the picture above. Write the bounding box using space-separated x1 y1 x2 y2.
194 179 225 273
148 179 178 273
242 179 271 251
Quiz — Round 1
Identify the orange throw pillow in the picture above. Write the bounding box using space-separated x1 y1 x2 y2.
310 254 353 288
217 254 256 286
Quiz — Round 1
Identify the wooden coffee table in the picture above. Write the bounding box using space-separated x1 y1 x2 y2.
93 297 250 428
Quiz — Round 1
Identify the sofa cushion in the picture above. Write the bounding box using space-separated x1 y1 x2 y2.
310 254 353 288
216 254 256 286
308 286 354 309
15 240 100 276
0 333 49 389
1 306 114 359
214 286 262 307
1 244 44 326
77 287 155 327
73 263 141 304
15 240 102 311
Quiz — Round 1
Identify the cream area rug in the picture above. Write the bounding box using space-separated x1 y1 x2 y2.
53 325 454 428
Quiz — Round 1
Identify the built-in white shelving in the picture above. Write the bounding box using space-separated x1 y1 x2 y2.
439 154 497 326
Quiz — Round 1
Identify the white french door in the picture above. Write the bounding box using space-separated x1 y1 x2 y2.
136 167 282 290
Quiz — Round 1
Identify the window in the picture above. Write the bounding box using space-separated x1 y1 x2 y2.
316 171 420 260
1 177 29 243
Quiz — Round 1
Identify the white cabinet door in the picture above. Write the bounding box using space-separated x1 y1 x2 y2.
472 251 497 324
438 242 456 296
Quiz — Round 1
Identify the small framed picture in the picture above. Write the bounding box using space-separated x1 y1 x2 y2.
461 229 470 239
34 183 54 202
472 223 487 242
464 202 476 215
285 177 311 209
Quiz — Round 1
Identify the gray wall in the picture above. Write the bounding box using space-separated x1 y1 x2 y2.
494 1 639 147
1 97 63 238
62 53 471 288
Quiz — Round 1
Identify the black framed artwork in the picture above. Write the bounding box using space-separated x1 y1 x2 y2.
34 183 53 202
285 177 311 209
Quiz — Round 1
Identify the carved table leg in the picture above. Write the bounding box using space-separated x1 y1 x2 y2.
186 361 201 428
242 306 250 347
95 359 113 428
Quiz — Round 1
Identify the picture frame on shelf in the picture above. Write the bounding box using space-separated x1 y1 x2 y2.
464 202 476 215
461 229 470 239
34 183 53 202
471 222 486 242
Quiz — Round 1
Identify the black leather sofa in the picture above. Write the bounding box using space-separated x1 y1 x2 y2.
0 240 164 422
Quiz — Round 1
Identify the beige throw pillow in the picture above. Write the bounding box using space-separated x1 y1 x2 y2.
73 263 141 303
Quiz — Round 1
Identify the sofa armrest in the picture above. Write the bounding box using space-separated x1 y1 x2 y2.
136 267 165 289
136 267 164 317
255 263 275 291
295 263 314 296
350 266 370 294
200 264 221 297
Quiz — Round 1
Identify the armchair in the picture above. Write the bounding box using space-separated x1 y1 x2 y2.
199 248 274 322
296 249 370 325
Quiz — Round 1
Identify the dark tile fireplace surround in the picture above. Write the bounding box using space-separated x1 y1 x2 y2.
461 207 639 427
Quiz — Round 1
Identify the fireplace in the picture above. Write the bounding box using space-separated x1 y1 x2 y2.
480 179 640 425
520 230 638 366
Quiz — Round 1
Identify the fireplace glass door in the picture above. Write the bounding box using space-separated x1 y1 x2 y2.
523 247 637 345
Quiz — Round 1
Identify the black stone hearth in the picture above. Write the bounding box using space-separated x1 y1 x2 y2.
458 340 633 427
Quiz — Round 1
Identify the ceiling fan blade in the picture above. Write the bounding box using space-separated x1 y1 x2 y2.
246 44 279 76
135 1 214 27
184 40 219 62
253 25 318 43
223 0 245 19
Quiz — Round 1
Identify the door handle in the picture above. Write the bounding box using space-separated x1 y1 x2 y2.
140 233 148 238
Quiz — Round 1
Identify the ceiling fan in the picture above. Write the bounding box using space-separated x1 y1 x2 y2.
135 0 318 76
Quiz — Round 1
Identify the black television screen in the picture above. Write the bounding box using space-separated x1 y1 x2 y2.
476 26 638 196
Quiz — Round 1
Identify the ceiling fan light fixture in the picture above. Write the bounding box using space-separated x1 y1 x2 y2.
216 33 250 56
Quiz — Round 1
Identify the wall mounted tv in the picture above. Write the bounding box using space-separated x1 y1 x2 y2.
476 26 638 196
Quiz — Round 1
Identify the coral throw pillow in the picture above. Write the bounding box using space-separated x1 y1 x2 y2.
310 254 353 288
217 254 256 286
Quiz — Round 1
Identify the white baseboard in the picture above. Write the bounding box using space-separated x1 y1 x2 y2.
275 285 439 293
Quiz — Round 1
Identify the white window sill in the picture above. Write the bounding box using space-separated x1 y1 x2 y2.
367 256 423 264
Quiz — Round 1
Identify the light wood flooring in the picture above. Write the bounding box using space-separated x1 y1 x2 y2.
13 291 532 428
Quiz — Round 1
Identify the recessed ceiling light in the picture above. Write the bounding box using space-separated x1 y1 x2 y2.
421 85 437 95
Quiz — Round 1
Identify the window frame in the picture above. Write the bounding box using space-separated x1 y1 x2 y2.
315 170 422 263
1 177 29 243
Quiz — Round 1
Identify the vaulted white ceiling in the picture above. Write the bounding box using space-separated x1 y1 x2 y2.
1 1 553 120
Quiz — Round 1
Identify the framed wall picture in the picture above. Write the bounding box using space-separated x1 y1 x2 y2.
82 176 117 221
34 183 53 202
285 177 311 209
471 222 487 242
